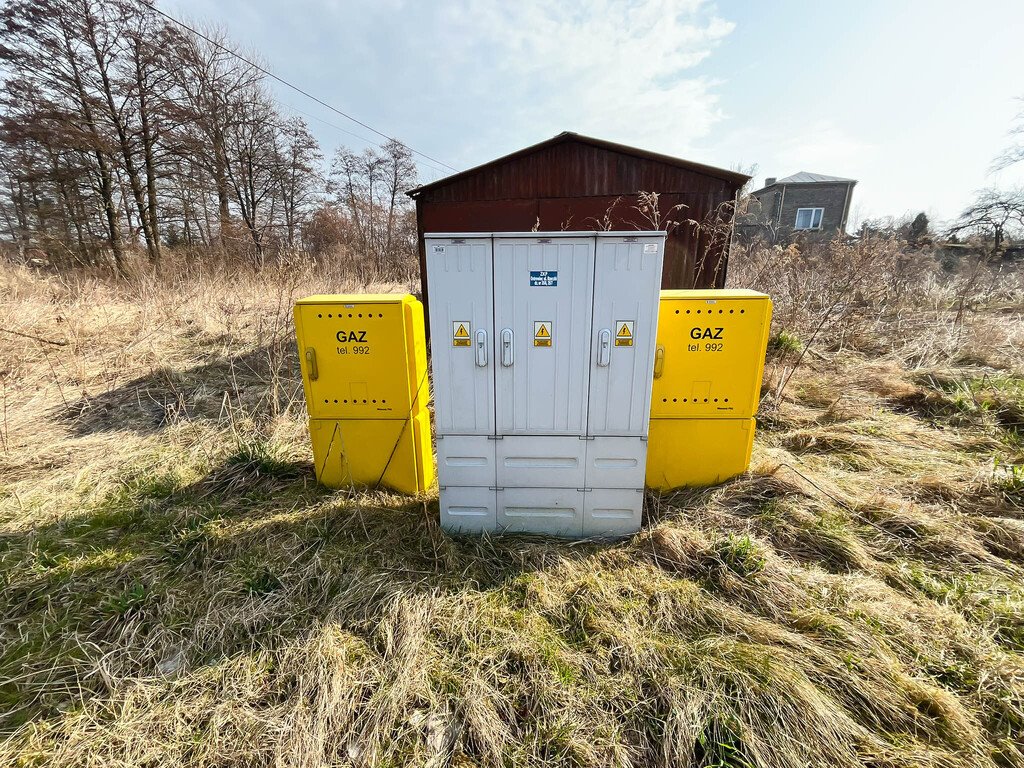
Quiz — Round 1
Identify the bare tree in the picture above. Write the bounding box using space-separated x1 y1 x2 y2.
993 96 1024 172
122 1 181 266
222 85 281 260
1 0 128 270
78 0 169 265
273 117 321 249
379 138 416 265
168 26 263 249
330 148 370 255
0 0 332 273
327 141 417 275
948 187 1024 254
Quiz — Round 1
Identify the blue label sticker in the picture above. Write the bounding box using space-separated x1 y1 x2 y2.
529 270 558 287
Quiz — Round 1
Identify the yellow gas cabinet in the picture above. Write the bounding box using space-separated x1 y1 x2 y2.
646 289 772 490
294 294 433 495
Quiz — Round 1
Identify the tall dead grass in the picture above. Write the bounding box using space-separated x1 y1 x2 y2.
730 237 1024 369
0 245 1022 767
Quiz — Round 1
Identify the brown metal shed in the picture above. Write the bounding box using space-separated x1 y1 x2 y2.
407 132 749 330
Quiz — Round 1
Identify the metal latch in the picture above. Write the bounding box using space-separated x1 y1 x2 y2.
305 347 319 381
597 328 611 367
475 329 488 367
500 328 514 367
653 345 665 378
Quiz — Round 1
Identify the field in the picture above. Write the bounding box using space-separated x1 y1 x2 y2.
1 243 1023 767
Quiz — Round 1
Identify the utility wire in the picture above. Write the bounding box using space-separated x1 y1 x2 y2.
276 100 450 177
138 0 459 174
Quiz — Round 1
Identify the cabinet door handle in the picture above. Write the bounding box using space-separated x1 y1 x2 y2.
653 345 665 378
597 328 611 367
304 347 319 381
475 329 488 367
500 328 514 367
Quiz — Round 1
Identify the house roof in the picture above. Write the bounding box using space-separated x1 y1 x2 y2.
775 171 856 184
752 171 857 195
753 171 856 195
406 131 750 197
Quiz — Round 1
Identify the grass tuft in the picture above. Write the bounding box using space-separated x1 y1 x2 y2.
714 534 767 578
767 330 803 356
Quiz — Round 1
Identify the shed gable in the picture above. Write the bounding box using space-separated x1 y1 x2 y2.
411 135 741 203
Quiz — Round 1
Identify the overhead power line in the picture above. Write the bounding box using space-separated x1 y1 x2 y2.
138 0 459 174
276 100 451 177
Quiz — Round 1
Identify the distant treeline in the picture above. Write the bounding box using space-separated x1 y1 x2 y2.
0 0 418 276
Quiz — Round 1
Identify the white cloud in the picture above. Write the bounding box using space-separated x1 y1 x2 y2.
166 0 735 179
423 0 736 163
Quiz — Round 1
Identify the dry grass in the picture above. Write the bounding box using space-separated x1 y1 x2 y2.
1 246 1023 767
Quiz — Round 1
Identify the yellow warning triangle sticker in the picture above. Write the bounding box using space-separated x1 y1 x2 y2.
618 323 632 337
536 323 550 337
454 323 469 338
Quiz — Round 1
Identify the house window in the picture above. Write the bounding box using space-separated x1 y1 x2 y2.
794 207 824 230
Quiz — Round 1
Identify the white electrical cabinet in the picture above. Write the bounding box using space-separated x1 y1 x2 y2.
427 231 665 538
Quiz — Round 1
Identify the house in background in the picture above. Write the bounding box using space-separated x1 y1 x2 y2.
743 172 857 242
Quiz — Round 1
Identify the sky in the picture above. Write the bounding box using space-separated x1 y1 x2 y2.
164 0 1024 226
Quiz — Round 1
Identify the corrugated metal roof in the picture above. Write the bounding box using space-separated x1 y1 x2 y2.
406 132 750 197
773 171 856 185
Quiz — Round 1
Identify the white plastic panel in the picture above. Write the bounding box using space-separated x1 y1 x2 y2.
493 236 594 436
584 437 648 489
497 487 584 537
440 486 496 535
588 234 665 436
425 236 494 435
583 488 644 537
495 436 586 488
435 435 495 488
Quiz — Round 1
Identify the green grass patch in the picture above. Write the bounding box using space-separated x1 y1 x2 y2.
767 330 803 356
714 535 766 578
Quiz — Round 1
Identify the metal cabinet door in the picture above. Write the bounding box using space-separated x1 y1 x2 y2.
493 235 594 436
425 237 495 435
650 292 772 419
588 234 665 436
294 298 417 420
